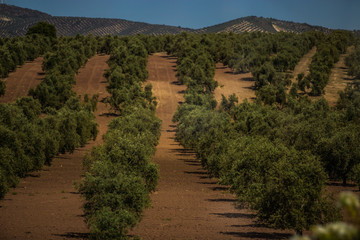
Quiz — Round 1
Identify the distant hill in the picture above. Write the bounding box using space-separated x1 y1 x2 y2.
199 16 331 34
0 4 337 37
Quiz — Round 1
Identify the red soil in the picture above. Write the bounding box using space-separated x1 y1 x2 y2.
0 55 111 240
214 63 256 104
0 57 44 103
291 47 316 81
131 53 292 239
324 46 357 106
1 51 354 240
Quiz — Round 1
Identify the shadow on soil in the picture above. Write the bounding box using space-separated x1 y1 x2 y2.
220 231 291 239
26 173 41 178
207 198 236 203
212 212 256 219
209 186 229 191
326 181 356 187
99 112 119 117
53 232 89 239
171 80 182 85
232 223 267 228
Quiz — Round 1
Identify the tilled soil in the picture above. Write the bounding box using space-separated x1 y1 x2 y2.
0 55 111 240
0 57 44 103
131 53 292 239
324 46 357 106
1 51 355 240
214 63 255 104
291 47 316 82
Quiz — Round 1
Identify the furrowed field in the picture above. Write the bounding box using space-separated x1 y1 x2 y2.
1 22 360 240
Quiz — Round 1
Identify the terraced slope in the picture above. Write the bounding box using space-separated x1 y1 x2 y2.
0 55 111 240
0 4 193 37
0 57 44 103
131 53 292 239
214 63 256 104
324 46 357 106
0 4 336 37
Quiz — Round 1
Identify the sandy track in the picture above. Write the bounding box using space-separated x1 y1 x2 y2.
131 53 291 239
213 47 317 105
291 47 316 81
0 55 111 240
0 57 44 103
214 63 255 104
324 46 356 106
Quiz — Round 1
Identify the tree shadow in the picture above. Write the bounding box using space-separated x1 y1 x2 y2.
241 77 254 82
184 171 208 175
198 181 217 185
69 191 80 195
182 160 201 166
326 182 356 187
26 173 41 178
207 198 236 203
232 223 268 228
53 232 89 239
211 212 256 219
99 112 119 117
209 186 229 191
171 80 182 85
166 129 176 133
243 86 256 90
220 231 291 239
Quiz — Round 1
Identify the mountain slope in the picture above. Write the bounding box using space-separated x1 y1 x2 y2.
0 4 334 37
0 4 194 37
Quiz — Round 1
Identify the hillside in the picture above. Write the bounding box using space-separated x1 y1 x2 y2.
0 4 193 37
0 4 333 37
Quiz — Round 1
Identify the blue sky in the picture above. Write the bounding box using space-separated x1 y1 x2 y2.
6 0 360 30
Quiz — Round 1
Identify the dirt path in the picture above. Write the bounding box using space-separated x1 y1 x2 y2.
131 53 291 239
291 47 316 81
0 57 44 103
324 46 356 106
214 63 255 104
0 55 111 240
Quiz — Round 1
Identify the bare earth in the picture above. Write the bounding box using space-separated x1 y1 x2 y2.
0 51 356 240
324 46 356 106
291 47 316 81
214 63 255 104
131 53 292 239
0 57 44 103
0 55 111 240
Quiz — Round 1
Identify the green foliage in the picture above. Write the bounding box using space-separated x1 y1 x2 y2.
0 79 5 96
0 35 100 199
291 192 360 240
306 31 353 95
345 39 360 78
0 35 51 81
169 32 359 234
26 21 57 39
30 35 98 110
79 36 161 239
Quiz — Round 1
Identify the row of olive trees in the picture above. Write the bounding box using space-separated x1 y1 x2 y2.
299 30 354 95
0 96 98 198
0 33 52 96
0 23 99 199
29 34 98 110
170 33 351 234
78 36 161 240
345 37 360 78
